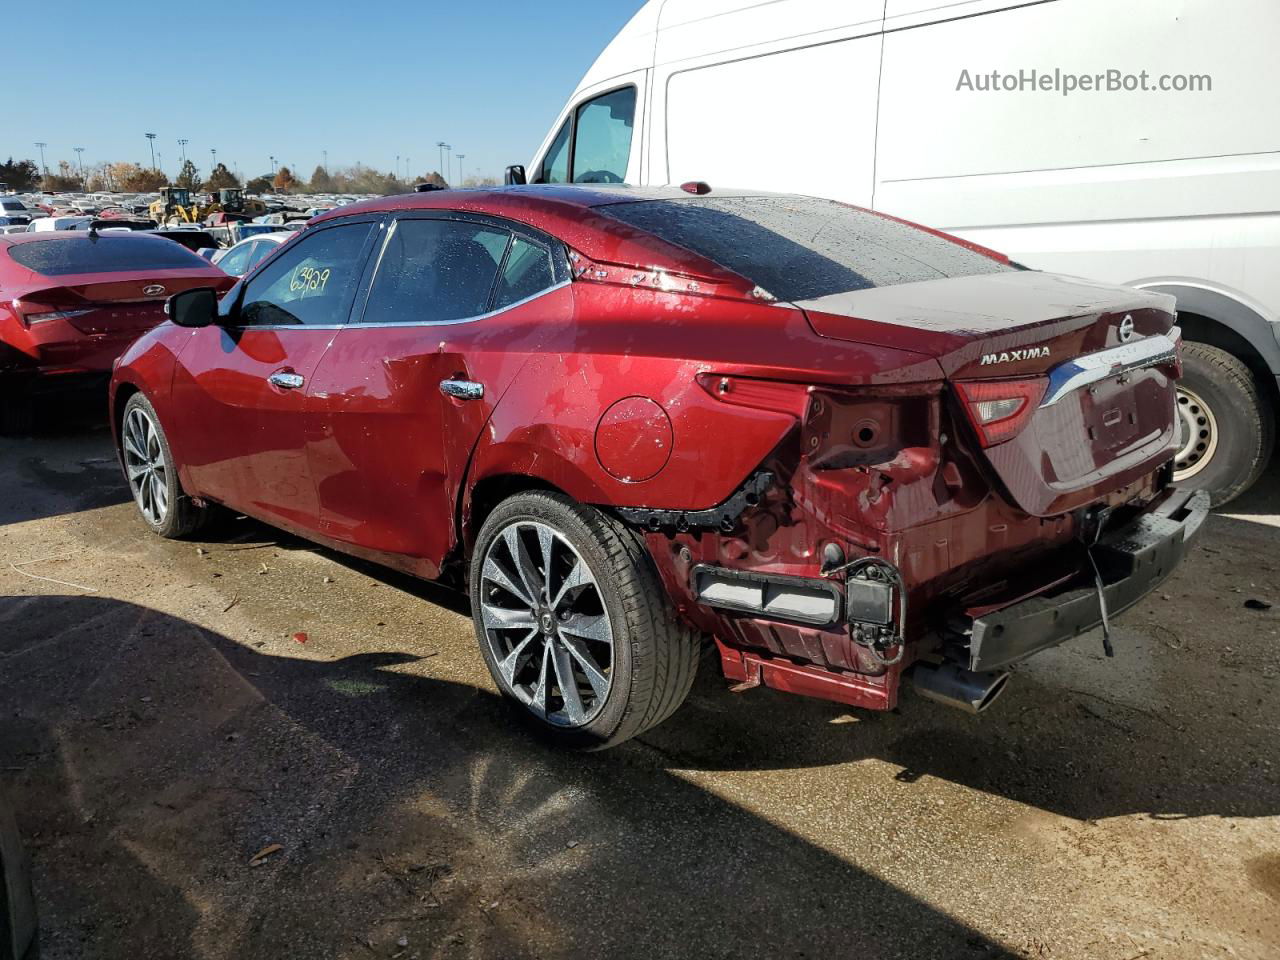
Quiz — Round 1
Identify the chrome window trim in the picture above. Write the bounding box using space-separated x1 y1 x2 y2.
227 279 571 332
1039 329 1181 408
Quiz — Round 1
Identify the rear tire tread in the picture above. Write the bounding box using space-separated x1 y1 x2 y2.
1178 342 1273 505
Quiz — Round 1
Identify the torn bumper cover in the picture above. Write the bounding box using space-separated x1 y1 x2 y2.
967 486 1211 672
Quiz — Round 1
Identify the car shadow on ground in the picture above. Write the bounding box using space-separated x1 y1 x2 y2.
224 511 1279 824
173 503 1280 830
0 390 129 528
1 594 1021 959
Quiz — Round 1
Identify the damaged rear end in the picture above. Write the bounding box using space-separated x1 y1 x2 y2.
600 194 1208 715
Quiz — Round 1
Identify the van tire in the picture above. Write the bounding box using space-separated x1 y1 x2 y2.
1174 342 1273 505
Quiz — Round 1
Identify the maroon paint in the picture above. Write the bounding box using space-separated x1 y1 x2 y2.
0 234 232 383
111 187 1186 713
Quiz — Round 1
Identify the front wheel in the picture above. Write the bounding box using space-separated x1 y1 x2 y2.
120 393 212 539
469 491 699 750
1173 342 1274 506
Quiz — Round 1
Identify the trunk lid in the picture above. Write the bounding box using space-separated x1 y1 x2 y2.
796 271 1181 516
20 271 233 336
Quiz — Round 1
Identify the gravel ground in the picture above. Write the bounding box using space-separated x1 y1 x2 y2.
1 412 1278 960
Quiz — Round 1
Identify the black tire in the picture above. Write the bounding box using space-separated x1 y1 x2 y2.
470 491 700 750
1174 342 1274 506
120 392 212 539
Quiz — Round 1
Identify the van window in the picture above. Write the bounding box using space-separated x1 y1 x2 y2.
598 195 1015 302
571 86 635 184
539 121 571 184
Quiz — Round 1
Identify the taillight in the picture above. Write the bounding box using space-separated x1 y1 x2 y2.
954 378 1046 448
10 300 92 327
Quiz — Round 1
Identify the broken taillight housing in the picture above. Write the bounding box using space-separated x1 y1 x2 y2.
954 378 1047 447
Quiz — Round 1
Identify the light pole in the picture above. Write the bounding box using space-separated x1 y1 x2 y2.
177 139 188 165
322 149 328 174
437 141 446 179
145 133 157 170
34 142 47 175
74 147 85 188
395 154 400 181
270 155 276 175
405 156 411 181
456 153 466 185
444 144 452 183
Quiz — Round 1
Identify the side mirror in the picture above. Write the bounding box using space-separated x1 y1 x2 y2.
167 287 219 328
504 164 527 186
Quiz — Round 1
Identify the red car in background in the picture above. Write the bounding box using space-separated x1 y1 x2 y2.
0 231 234 432
110 186 1207 748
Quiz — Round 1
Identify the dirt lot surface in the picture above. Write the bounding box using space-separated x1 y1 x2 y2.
2 414 1278 960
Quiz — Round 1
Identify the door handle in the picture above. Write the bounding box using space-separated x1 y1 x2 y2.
269 371 305 390
439 378 484 400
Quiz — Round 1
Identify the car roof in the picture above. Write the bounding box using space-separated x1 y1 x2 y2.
308 184 787 280
233 231 291 245
312 184 770 222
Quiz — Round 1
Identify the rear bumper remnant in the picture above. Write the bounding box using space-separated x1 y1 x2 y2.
967 486 1210 671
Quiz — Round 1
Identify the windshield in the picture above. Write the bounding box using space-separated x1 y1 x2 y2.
598 195 1015 302
6 235 211 276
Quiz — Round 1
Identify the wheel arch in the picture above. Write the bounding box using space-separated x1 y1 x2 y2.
110 380 143 461
1132 280 1280 372
462 472 572 556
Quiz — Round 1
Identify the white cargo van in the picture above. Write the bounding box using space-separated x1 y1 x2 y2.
511 0 1280 503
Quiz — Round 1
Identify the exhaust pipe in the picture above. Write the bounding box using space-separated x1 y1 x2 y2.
907 661 1010 715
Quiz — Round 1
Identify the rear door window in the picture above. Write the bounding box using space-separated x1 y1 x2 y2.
238 222 374 327
494 236 556 309
598 195 1016 301
361 218 510 324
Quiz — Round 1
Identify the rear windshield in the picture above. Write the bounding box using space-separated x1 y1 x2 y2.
599 195 1015 301
5 235 209 276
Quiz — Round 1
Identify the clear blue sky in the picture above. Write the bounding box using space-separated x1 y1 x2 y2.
8 0 644 184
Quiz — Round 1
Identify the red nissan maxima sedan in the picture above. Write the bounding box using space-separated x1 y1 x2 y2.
0 231 234 432
110 186 1207 748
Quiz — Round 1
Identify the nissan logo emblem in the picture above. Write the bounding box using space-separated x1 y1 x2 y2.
1118 314 1135 342
143 284 166 297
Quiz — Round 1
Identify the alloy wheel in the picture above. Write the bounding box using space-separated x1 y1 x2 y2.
122 407 169 526
1173 385 1219 481
478 520 614 727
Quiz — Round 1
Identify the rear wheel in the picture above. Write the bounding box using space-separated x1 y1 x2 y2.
120 393 211 539
1174 342 1274 505
470 491 699 750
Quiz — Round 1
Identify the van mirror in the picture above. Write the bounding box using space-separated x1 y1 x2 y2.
167 287 219 328
504 164 527 186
